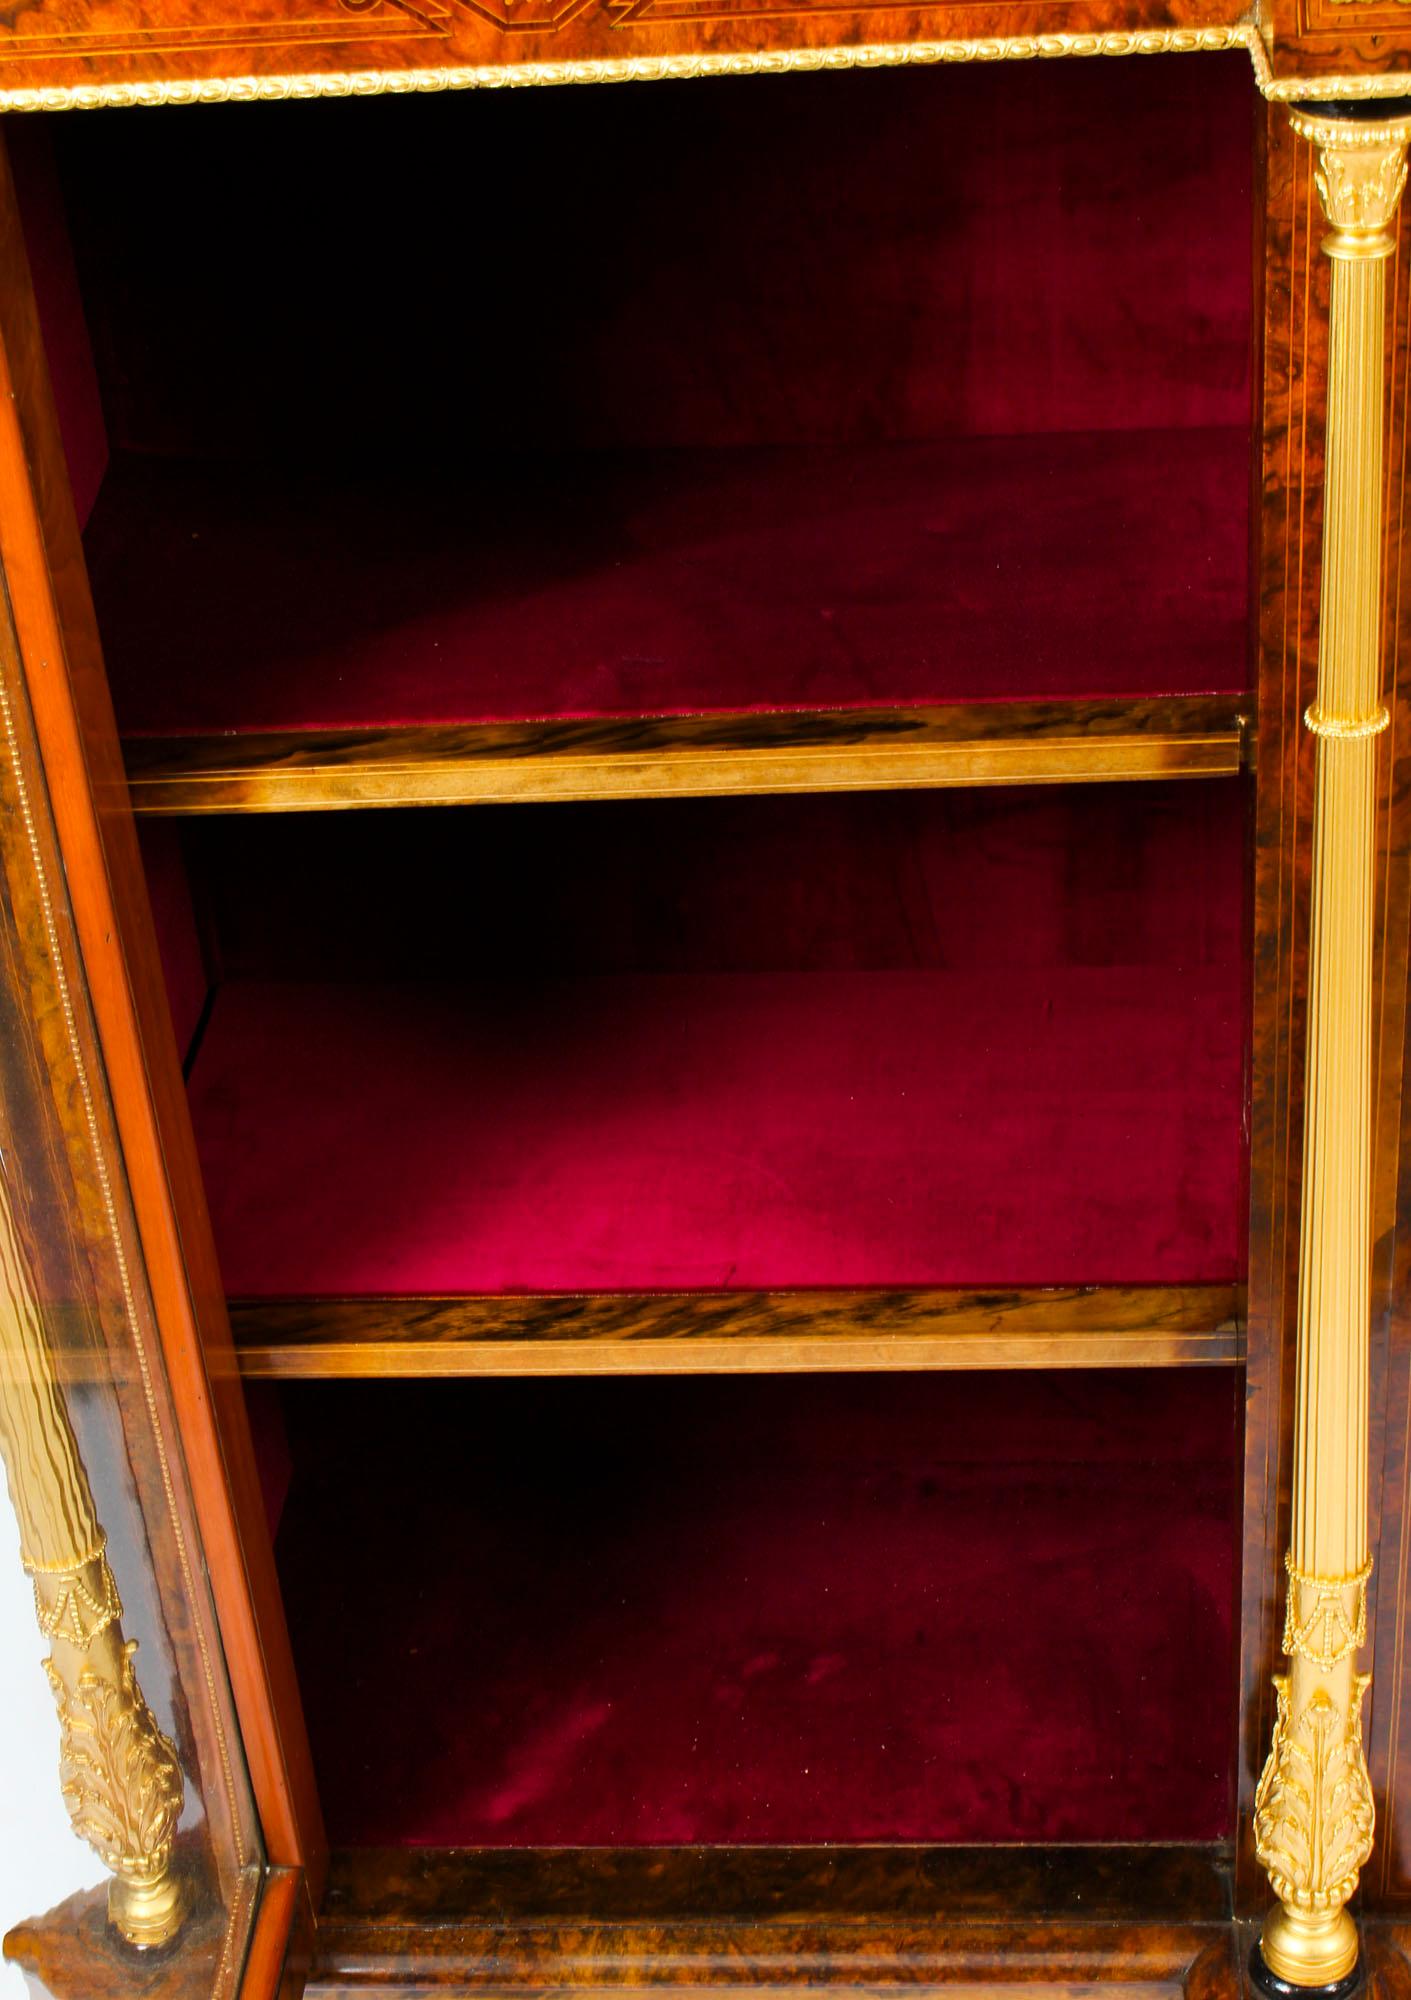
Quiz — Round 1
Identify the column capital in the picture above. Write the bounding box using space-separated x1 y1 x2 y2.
1289 109 1411 258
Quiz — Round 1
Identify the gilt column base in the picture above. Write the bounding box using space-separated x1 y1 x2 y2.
1253 1570 1376 1997
106 1870 186 1955
1252 1915 1364 1998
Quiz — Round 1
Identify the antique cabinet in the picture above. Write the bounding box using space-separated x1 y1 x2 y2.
0 7 1408 2000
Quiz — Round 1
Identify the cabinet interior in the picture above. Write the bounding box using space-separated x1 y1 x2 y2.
18 48 1258 1862
271 1371 1243 1849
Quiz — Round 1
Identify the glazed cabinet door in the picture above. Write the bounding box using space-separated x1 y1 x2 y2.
0 131 322 2000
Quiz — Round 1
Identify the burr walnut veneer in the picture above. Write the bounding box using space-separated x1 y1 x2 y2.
0 14 1410 2000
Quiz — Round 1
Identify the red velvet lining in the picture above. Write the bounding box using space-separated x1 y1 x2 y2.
8 125 108 530
136 822 209 1062
94 430 1250 736
191 784 1247 985
64 58 1254 734
189 964 1243 1296
54 58 1253 461
184 785 1246 1296
276 1370 1241 1846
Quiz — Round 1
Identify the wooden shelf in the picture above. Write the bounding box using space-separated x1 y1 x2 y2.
316 1839 1233 1927
126 695 1248 814
309 1843 1232 1990
231 1282 1246 1378
94 429 1253 813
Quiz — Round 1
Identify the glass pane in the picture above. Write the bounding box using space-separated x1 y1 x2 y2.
0 574 263 1998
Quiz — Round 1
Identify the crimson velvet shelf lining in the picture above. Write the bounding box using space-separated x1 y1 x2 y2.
46 59 1255 484
96 433 1253 813
90 429 1254 736
269 1369 1242 1848
27 52 1256 813
40 59 1253 482
187 964 1245 1302
153 781 1249 1371
45 59 1252 476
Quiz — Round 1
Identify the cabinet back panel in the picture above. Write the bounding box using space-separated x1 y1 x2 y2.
45 54 1254 457
90 431 1254 733
174 785 1248 1296
187 781 1247 981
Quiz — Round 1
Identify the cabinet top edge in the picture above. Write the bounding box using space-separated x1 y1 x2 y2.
0 22 1388 113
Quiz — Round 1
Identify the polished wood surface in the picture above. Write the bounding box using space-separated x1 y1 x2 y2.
1260 0 1411 90
317 1845 1232 1926
302 1916 1411 2000
307 1845 1231 1997
231 1283 1246 1378
0 133 326 1895
123 696 1249 816
0 3 1261 109
0 0 1387 104
238 1872 310 2000
20 1871 1411 2000
4 1826 266 2000
6 1879 254 2000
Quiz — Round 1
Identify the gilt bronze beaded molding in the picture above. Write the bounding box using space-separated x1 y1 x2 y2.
0 21 1403 111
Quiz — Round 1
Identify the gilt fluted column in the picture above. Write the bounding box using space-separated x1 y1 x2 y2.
0 1162 186 1950
1253 108 1411 1993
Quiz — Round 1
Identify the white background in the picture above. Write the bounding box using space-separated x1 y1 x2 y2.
0 1485 104 2000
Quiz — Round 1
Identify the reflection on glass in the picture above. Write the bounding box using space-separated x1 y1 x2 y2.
0 540 263 1994
0 1177 186 1949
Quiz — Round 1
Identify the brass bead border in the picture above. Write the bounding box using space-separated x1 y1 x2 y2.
0 19 1397 113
